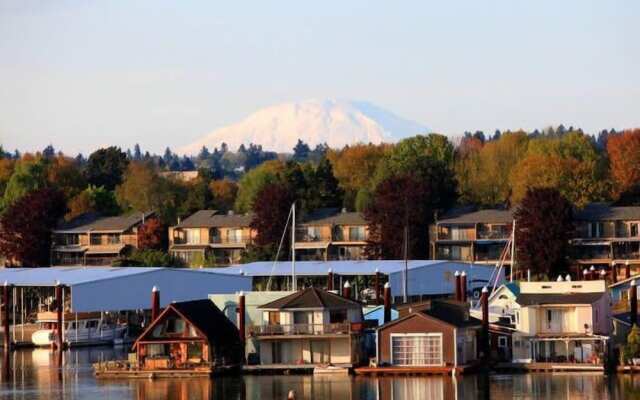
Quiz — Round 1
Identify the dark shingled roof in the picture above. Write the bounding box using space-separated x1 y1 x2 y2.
574 203 640 221
421 299 482 328
170 299 240 345
300 208 366 226
516 292 604 306
437 208 514 224
258 287 361 309
175 210 253 228
56 211 155 232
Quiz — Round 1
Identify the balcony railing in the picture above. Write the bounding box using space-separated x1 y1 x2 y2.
295 232 332 243
249 322 353 336
476 230 510 240
210 235 251 245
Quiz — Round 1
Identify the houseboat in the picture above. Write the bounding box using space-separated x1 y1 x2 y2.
247 286 365 373
94 299 243 378
475 278 611 372
31 311 127 347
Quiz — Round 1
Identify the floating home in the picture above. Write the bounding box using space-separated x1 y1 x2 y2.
476 279 611 371
248 287 365 372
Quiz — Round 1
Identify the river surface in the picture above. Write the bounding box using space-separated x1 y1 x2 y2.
0 347 638 399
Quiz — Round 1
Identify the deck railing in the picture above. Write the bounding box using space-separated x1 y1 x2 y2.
249 322 353 336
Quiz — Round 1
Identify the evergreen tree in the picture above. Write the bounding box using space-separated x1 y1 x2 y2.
133 144 142 161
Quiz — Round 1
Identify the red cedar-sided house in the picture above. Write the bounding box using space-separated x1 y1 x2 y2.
377 300 482 368
132 299 243 371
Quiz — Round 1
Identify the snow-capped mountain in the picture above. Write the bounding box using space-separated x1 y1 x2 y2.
179 99 428 154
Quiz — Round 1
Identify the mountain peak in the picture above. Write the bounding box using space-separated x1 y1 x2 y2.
179 99 428 154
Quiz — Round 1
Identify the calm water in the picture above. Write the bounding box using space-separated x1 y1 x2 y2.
0 348 638 399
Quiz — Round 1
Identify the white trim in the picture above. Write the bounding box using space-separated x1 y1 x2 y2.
389 332 443 367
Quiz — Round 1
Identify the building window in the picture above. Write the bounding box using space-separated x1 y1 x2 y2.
498 336 508 348
107 233 120 244
185 229 201 244
90 235 102 245
348 226 366 241
329 310 348 323
391 334 443 366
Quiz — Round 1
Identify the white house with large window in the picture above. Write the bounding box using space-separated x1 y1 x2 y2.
481 280 611 366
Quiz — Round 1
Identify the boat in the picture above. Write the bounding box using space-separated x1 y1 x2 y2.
31 311 127 347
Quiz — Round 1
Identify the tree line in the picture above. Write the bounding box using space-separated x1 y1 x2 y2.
1 126 639 275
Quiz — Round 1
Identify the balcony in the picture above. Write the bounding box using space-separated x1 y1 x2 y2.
295 231 332 243
437 226 475 241
249 322 355 337
210 234 251 245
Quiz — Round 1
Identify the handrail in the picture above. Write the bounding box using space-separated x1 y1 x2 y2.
248 322 352 336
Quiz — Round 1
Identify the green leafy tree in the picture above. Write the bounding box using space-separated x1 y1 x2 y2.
66 185 120 220
85 147 129 190
234 160 285 213
115 161 161 212
2 158 47 209
624 324 640 364
115 249 183 267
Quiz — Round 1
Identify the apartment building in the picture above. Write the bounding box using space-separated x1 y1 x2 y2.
51 212 154 266
294 208 369 261
169 210 254 266
571 203 640 278
429 208 514 265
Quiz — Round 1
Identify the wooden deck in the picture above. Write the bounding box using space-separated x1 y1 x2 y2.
495 362 604 373
354 363 480 376
617 365 640 373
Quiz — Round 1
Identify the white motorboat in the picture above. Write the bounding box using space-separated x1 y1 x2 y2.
31 311 127 347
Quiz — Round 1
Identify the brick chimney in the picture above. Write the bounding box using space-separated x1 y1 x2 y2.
151 286 160 321
383 282 391 324
342 281 351 300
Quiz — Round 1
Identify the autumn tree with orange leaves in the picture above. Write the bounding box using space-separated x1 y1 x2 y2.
607 129 640 199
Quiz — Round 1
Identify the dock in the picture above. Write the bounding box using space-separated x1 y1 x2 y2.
93 361 241 379
354 363 480 376
494 362 605 373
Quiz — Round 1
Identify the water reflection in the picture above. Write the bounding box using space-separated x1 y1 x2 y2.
0 348 639 399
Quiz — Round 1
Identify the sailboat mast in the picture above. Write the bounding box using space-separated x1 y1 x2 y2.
291 202 296 291
510 218 516 283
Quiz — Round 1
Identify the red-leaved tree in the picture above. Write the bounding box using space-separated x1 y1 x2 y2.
137 217 166 250
364 174 429 260
0 188 67 267
515 188 574 278
249 183 294 260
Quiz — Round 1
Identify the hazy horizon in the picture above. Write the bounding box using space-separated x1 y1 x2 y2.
1 1 639 155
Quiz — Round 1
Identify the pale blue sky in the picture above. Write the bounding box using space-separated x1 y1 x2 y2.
1 1 639 155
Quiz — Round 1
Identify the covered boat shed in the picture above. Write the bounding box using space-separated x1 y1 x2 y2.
0 267 251 313
218 260 502 302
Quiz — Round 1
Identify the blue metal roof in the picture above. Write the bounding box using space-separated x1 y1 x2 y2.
0 267 252 313
216 260 464 276
0 266 246 287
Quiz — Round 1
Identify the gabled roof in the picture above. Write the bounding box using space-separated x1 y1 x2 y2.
379 306 481 331
258 287 361 310
135 299 240 347
437 208 514 224
422 299 482 328
174 210 253 228
574 203 640 221
515 292 604 306
300 208 366 226
56 211 155 233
